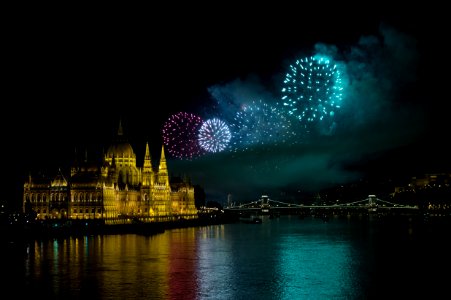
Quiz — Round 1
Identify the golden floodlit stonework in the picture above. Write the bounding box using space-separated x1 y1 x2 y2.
23 121 198 223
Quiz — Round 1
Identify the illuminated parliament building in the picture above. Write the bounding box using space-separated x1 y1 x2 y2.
23 122 198 223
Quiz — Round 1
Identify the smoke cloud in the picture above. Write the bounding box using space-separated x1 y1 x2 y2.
171 24 422 204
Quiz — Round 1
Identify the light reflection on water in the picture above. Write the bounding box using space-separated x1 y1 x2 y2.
3 216 451 299
195 216 363 299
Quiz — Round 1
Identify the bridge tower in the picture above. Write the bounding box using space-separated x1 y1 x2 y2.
368 195 377 211
368 195 377 207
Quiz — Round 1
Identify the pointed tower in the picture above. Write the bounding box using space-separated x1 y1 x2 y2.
153 144 171 216
105 118 137 168
71 147 79 177
117 118 124 136
143 142 154 187
158 145 169 186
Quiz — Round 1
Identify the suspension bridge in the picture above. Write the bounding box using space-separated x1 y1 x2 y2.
224 195 419 216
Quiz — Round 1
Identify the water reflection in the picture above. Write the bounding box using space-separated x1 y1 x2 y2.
194 216 360 299
275 221 355 298
3 216 450 298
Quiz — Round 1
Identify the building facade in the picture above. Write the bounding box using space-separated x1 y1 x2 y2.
23 122 198 223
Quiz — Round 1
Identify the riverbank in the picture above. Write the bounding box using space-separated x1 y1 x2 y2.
0 212 238 241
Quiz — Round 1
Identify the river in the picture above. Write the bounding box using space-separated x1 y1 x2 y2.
2 215 450 299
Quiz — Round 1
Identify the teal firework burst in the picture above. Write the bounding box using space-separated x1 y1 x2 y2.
281 55 344 132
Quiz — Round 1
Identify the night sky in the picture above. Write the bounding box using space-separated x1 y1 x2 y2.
4 9 449 208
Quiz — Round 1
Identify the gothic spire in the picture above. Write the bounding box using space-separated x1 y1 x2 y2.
159 145 167 171
118 118 123 136
143 142 153 171
145 142 151 160
158 145 169 186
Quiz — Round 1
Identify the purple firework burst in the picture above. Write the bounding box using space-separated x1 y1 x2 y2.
162 112 204 159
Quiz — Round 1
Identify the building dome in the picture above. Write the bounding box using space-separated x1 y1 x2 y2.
106 142 135 158
105 120 136 164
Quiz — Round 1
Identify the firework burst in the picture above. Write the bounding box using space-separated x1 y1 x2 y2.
280 55 344 134
230 100 295 151
162 112 204 159
198 118 231 153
